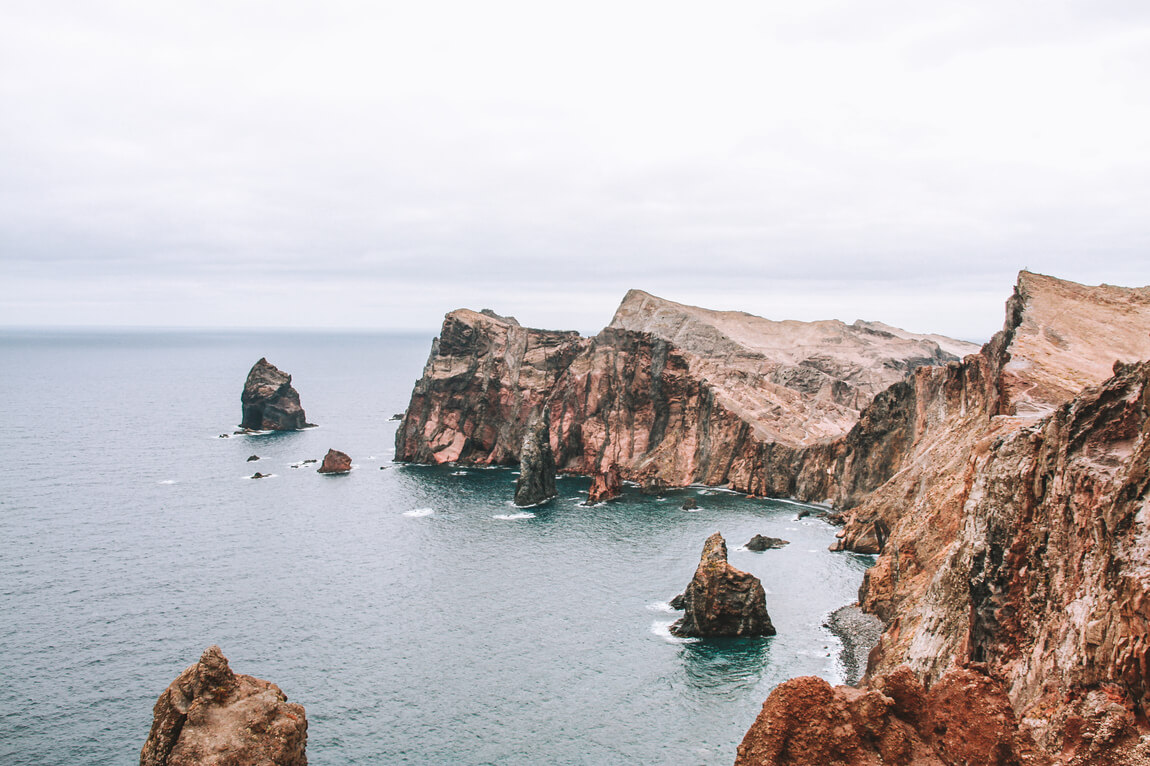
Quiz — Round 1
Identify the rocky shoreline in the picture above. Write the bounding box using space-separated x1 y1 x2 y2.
824 604 883 686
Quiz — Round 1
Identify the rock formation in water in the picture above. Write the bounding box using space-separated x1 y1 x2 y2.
585 464 622 504
670 532 775 637
316 449 352 474
737 273 1150 765
745 535 788 551
139 645 307 766
241 358 312 431
395 291 974 494
514 410 557 506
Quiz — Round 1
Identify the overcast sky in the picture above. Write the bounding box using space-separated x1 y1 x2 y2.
2 1 1147 341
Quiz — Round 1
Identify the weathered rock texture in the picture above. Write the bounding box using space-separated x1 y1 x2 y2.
514 409 557 506
738 273 1150 764
140 645 307 766
585 464 622 504
316 449 351 474
745 535 789 551
241 358 311 431
396 291 973 495
735 666 1049 766
670 532 775 637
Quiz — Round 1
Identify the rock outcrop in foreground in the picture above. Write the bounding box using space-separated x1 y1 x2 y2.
140 645 307 766
316 449 352 474
514 409 557 506
670 532 775 637
241 358 311 431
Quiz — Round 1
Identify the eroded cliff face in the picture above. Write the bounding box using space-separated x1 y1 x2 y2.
396 291 974 496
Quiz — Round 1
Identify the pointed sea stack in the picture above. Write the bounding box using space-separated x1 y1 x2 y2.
240 358 311 431
585 464 622 505
670 532 775 637
514 409 557 507
317 449 352 474
139 645 307 766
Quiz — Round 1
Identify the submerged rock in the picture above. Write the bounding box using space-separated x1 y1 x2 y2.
585 464 622 504
681 497 698 510
139 645 307 766
240 358 312 431
250 472 266 479
746 535 789 551
514 410 557 507
670 532 775 637
247 455 260 462
317 449 352 474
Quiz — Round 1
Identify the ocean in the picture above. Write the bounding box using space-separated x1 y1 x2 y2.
0 329 872 765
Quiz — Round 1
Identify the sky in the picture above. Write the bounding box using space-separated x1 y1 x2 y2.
1 1 1148 341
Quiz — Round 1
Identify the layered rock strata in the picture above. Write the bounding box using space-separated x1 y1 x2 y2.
140 645 307 766
241 358 311 431
396 291 974 495
669 532 775 637
514 410 557 506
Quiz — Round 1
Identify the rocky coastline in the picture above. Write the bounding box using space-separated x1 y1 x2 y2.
394 271 1150 764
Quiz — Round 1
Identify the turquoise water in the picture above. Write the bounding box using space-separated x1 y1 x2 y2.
0 330 871 765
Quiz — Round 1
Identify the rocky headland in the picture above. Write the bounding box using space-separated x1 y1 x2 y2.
397 271 1150 764
669 532 776 637
140 645 307 766
241 358 312 431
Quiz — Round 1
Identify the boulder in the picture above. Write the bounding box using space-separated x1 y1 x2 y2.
746 534 789 551
240 358 311 431
514 409 557 506
681 497 698 510
139 645 307 766
670 532 775 637
246 455 260 462
585 464 622 504
317 449 352 474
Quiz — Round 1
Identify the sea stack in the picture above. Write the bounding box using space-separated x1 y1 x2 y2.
514 409 557 507
670 532 775 637
585 464 622 504
139 645 307 766
317 449 352 474
240 358 311 431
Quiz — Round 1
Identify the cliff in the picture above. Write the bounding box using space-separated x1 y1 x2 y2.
396 291 975 494
140 646 307 766
737 273 1150 765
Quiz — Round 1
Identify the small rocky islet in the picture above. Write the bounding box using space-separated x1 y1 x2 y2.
186 271 1150 764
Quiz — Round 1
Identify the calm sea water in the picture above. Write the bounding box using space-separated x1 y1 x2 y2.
0 329 872 765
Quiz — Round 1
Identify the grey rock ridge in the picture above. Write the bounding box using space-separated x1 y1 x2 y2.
140 645 307 766
241 358 311 431
514 409 557 506
670 532 775 637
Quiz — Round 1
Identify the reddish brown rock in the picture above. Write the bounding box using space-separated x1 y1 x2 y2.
584 463 622 504
735 667 1048 766
241 358 312 431
139 645 307 766
670 532 775 637
316 449 351 474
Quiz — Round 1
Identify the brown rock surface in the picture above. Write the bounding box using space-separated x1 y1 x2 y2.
139 645 306 766
316 449 351 474
670 532 775 637
585 463 622 504
240 358 311 431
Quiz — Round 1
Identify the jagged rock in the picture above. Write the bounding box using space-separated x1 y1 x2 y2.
514 410 556 506
139 645 307 766
745 535 789 551
735 666 1047 766
316 449 351 474
246 455 260 462
681 497 698 510
670 532 775 637
395 292 974 496
584 464 622 504
240 358 311 431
